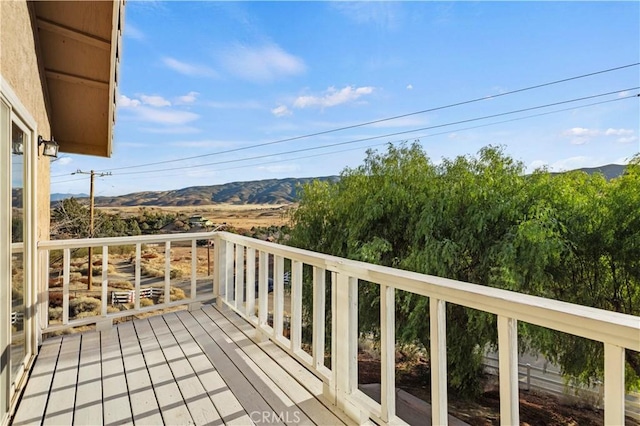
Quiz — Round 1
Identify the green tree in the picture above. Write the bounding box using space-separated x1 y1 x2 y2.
288 142 640 396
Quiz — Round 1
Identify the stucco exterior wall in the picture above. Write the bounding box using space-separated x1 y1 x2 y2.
1 0 51 240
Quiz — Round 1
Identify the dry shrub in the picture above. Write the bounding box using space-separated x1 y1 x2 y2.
140 298 154 307
107 306 120 314
141 252 158 259
49 307 63 322
110 281 134 290
69 296 101 317
157 286 187 303
49 277 63 288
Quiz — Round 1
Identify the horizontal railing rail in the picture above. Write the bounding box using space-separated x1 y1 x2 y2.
213 231 640 426
38 231 218 333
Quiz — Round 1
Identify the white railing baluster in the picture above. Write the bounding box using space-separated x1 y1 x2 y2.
164 241 171 306
498 315 519 426
246 247 256 319
258 251 268 327
291 260 303 352
430 297 448 426
604 343 625 426
235 244 244 310
335 274 358 402
274 255 285 338
213 236 221 302
312 267 326 371
134 243 141 310
381 284 396 422
191 239 197 299
101 245 108 316
224 241 234 304
63 248 70 325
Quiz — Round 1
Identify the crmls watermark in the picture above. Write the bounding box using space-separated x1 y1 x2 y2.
249 410 302 424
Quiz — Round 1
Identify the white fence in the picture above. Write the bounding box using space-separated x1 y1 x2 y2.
111 287 164 304
213 231 640 426
482 353 640 421
10 311 23 325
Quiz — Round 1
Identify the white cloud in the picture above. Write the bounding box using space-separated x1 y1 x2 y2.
562 127 636 145
271 105 292 117
162 57 218 78
604 128 633 136
140 94 171 107
176 91 199 104
617 136 638 144
293 86 374 109
331 2 401 29
133 106 199 125
55 156 73 166
528 160 548 171
550 156 600 172
124 23 145 41
220 44 306 82
406 84 413 90
119 95 141 108
618 91 630 98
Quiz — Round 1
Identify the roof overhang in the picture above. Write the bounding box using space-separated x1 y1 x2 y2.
34 0 124 158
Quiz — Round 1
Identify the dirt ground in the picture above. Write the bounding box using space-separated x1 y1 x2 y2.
100 203 293 232
357 350 639 426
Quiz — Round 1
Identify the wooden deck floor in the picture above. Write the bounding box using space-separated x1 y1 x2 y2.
11 305 352 426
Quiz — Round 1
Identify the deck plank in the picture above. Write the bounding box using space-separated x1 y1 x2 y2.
73 332 103 425
178 309 279 424
11 338 62 425
190 309 314 426
204 305 348 426
117 321 163 425
101 327 134 425
42 334 81 425
147 314 223 426
165 312 253 425
133 318 194 425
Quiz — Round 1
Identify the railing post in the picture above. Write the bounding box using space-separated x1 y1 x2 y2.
335 273 358 412
101 245 108 316
258 251 268 328
213 235 221 305
604 343 625 426
430 297 448 426
290 260 303 352
498 316 519 426
234 245 244 310
224 241 234 306
274 255 285 338
63 248 70 325
163 241 171 306
312 267 326 371
134 243 141 310
191 239 197 299
245 247 256 319
381 284 396 422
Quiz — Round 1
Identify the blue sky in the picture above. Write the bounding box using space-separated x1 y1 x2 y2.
51 1 640 197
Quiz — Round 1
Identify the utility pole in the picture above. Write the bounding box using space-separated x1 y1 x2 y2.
72 169 111 291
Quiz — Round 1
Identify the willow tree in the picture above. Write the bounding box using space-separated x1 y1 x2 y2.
288 142 640 397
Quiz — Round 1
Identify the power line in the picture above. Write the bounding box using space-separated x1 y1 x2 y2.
91 63 639 173
51 93 636 185
105 88 639 177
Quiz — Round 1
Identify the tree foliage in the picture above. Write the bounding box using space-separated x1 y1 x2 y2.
288 143 640 397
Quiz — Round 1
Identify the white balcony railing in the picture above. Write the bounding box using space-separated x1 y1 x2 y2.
38 231 640 425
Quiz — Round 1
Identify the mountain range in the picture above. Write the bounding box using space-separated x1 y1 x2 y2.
50 164 627 207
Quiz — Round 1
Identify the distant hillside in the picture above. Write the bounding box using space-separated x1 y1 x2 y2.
566 164 626 181
51 193 88 202
90 176 340 207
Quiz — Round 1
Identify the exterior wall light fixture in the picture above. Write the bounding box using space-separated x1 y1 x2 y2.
38 136 59 158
